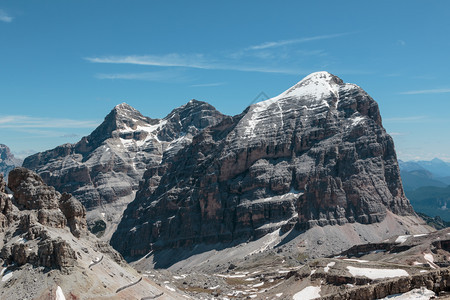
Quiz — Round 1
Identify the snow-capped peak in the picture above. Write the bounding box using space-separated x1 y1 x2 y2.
250 71 344 114
275 71 343 101
114 102 136 112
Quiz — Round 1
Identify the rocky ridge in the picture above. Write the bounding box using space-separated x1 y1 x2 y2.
23 100 225 239
112 71 424 259
0 144 22 179
0 168 182 299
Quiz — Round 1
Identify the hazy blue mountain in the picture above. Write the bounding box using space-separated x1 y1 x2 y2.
398 160 426 172
399 158 450 191
416 158 450 178
399 158 450 221
406 185 450 221
400 169 447 191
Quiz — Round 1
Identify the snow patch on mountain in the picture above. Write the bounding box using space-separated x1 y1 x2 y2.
346 266 409 279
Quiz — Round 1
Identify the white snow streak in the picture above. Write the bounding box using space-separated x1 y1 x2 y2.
1 270 13 282
165 285 176 292
395 235 410 244
413 234 428 238
293 285 321 300
346 266 408 279
343 259 369 263
209 285 220 290
423 253 438 269
351 116 364 126
56 286 66 300
324 261 335 273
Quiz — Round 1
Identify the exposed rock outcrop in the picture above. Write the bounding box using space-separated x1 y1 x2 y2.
59 193 87 238
0 169 183 300
111 72 420 258
0 174 13 231
0 168 88 271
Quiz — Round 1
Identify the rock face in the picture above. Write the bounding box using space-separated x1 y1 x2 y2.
22 101 225 238
111 71 416 258
0 144 22 178
0 168 183 300
0 167 87 270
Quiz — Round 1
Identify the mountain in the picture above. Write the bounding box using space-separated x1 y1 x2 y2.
417 158 450 178
0 144 22 178
22 101 225 240
406 185 450 221
398 160 426 173
400 169 447 191
0 168 182 299
111 71 428 262
399 158 450 191
398 159 450 221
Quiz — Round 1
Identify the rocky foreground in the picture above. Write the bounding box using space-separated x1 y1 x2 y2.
135 228 450 299
0 168 182 299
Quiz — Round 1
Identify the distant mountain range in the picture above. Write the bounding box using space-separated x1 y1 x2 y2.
399 158 450 189
399 158 450 221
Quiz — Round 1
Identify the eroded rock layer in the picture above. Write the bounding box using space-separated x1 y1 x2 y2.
0 169 182 300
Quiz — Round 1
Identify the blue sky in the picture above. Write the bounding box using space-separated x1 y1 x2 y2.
0 1 449 161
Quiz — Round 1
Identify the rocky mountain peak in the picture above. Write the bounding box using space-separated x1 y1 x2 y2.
252 71 352 115
23 100 226 240
74 103 159 153
166 99 219 117
162 99 224 134
278 71 343 98
114 102 135 111
106 102 156 131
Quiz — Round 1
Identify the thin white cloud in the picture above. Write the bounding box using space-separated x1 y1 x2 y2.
87 54 209 69
399 88 450 95
247 33 352 50
0 10 13 23
86 32 360 76
190 82 226 87
95 70 188 82
389 132 406 136
0 115 99 128
85 54 299 74
384 116 427 123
